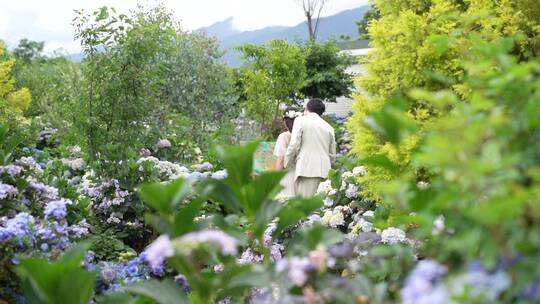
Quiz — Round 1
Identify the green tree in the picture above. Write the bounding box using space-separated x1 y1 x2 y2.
348 0 540 199
301 40 355 102
12 38 44 63
365 37 540 302
356 7 380 40
73 5 237 166
0 41 32 135
237 39 306 137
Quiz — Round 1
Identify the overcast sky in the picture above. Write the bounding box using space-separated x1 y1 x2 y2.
0 0 368 54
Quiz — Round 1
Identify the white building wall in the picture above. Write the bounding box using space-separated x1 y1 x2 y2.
325 48 371 118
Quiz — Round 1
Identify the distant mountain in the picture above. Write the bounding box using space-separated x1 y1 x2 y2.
199 17 241 40
199 5 371 67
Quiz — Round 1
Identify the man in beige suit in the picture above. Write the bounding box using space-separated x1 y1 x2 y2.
284 99 336 197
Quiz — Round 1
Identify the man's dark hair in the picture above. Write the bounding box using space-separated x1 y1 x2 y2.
306 98 326 116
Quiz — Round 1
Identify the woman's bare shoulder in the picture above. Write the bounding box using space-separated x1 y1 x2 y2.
277 131 291 141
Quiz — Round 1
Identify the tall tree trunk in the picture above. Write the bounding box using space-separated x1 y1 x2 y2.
306 14 315 41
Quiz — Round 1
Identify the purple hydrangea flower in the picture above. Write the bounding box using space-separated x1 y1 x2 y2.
84 251 96 271
0 212 35 241
520 281 540 301
40 243 49 252
401 260 449 304
181 229 238 255
345 184 359 199
276 257 312 286
187 171 203 181
175 274 191 293
0 183 17 200
237 248 263 265
44 199 71 220
0 165 23 177
195 162 213 172
70 219 90 238
101 266 117 284
37 226 54 240
211 170 228 180
156 139 172 149
144 235 175 268
28 181 59 201
449 261 511 302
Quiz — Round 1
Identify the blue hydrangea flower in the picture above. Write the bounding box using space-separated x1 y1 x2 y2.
0 212 35 242
0 183 17 200
401 260 449 304
44 199 71 220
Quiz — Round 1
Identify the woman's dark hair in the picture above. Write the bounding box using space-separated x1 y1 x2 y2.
306 98 326 116
283 107 298 132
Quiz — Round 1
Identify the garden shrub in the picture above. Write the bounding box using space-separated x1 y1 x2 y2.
348 0 540 199
364 36 540 303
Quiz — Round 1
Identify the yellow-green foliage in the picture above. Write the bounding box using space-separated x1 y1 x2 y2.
0 42 32 121
348 0 540 200
7 87 31 112
0 43 16 98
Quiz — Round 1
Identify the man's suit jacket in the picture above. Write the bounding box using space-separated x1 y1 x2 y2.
284 112 336 180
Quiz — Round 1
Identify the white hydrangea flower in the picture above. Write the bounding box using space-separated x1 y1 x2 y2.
381 227 407 245
321 209 345 228
345 184 359 199
363 210 375 218
62 158 86 171
285 110 303 119
352 166 367 176
323 197 334 207
341 171 354 181
432 215 445 236
211 169 228 180
357 218 373 232
303 214 321 226
417 181 430 190
156 139 172 149
316 180 334 196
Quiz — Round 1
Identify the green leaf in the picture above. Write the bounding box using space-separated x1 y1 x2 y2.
243 171 285 213
16 244 96 304
96 292 142 304
139 179 193 214
122 279 188 304
96 6 110 21
289 224 345 255
198 180 242 213
144 213 172 235
215 142 259 187
172 199 204 237
274 197 323 236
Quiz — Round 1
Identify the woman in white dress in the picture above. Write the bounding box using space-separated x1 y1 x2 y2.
274 108 302 198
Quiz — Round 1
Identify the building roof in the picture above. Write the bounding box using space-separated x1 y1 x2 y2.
341 48 373 57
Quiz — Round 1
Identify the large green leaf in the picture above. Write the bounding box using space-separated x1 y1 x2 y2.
274 197 323 237
243 171 285 213
122 279 188 304
139 179 193 214
16 243 96 304
198 180 242 213
215 142 259 187
289 224 345 255
172 198 204 237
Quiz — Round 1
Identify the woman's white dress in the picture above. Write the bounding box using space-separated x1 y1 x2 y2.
274 131 296 198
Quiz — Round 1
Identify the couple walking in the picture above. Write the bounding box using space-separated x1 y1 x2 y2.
274 98 336 198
